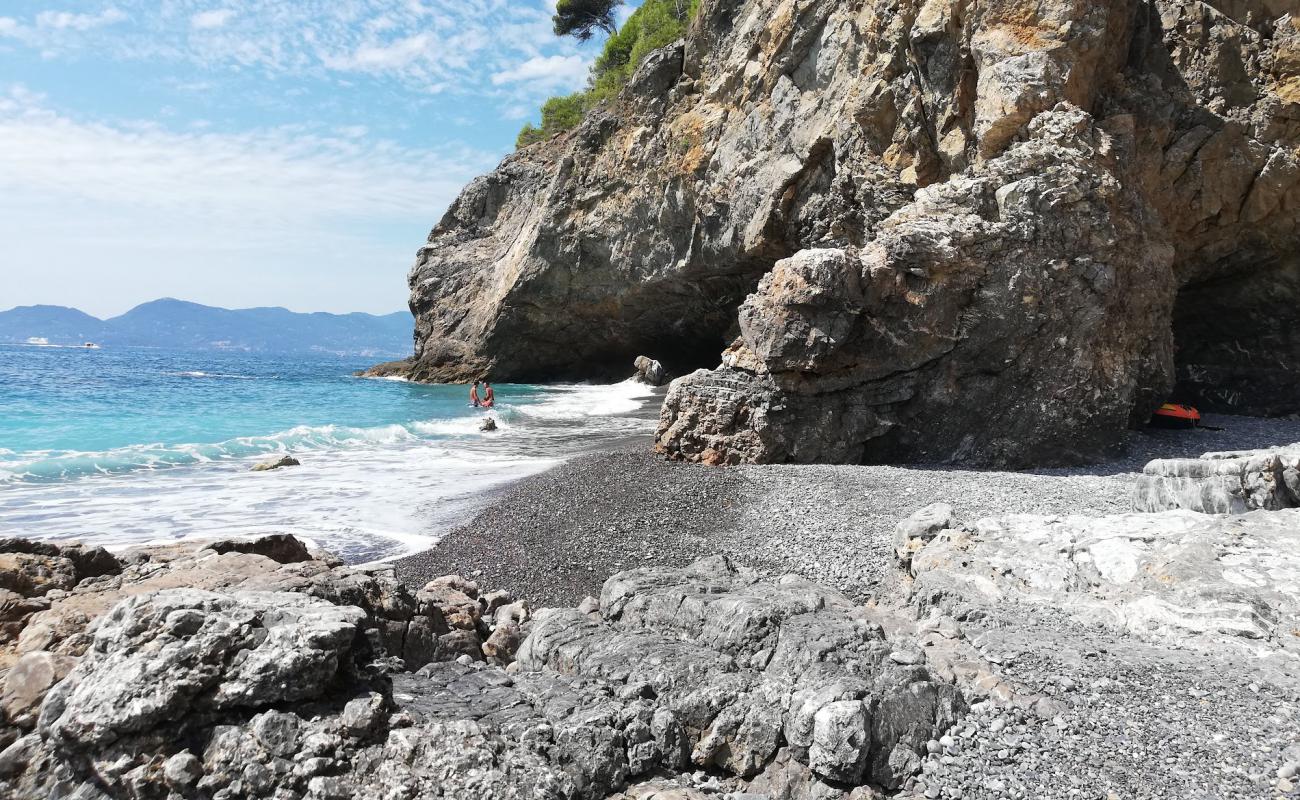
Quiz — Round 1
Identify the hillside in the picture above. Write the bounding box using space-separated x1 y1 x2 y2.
0 299 412 357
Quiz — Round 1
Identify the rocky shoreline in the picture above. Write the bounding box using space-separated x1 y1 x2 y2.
396 413 1300 605
2 416 1297 798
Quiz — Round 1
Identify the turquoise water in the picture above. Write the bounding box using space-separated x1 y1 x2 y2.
0 344 657 560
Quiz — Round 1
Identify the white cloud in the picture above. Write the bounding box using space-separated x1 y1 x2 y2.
325 32 435 73
0 88 491 221
190 9 234 30
0 87 499 315
0 0 595 107
491 54 589 91
35 8 127 31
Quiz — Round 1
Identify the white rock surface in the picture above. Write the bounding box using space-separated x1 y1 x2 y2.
909 509 1300 656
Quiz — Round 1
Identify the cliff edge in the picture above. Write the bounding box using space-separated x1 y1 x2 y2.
379 0 1300 466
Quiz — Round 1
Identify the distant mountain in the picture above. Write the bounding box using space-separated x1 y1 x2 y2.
0 299 413 357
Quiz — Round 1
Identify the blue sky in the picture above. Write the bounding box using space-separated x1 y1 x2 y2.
0 1 611 316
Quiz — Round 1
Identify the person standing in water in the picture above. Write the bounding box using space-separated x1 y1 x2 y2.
483 382 495 408
470 381 481 407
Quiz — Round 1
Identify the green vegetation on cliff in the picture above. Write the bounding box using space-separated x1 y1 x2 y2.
516 0 697 149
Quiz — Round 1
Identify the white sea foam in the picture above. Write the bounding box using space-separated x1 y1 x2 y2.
519 379 657 420
0 442 559 562
172 370 260 379
0 380 659 562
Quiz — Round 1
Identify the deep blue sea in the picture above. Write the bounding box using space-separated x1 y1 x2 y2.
0 343 657 561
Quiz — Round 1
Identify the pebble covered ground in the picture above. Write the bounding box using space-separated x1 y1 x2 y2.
395 412 1300 606
393 411 1300 799
911 605 1300 800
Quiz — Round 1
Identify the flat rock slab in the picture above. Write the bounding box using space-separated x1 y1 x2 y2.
909 509 1300 656
1133 444 1300 513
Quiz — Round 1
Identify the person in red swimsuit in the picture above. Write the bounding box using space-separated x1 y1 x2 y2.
482 382 495 408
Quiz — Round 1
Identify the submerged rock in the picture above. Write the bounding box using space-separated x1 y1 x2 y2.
251 455 300 471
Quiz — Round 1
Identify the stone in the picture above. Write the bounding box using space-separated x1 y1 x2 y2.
1 651 77 728
210 533 314 564
657 107 1178 467
0 554 965 799
480 417 498 432
894 504 957 567
340 693 386 736
0 539 121 583
39 590 368 748
252 711 302 757
164 751 204 788
634 356 669 387
416 581 480 631
808 700 871 783
0 734 40 779
251 455 300 472
0 553 77 598
482 621 522 664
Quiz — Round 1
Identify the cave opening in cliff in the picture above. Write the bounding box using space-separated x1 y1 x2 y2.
1170 258 1300 417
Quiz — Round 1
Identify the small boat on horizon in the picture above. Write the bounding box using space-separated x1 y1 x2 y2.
83 342 101 349
25 337 50 346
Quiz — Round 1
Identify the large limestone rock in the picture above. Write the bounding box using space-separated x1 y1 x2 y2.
1133 444 1300 513
658 107 1176 466
375 0 1300 466
905 508 1300 657
0 556 964 800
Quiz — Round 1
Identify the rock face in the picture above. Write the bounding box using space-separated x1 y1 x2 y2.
0 544 963 800
378 0 1300 466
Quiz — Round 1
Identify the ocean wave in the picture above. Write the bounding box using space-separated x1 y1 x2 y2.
171 371 261 380
0 421 430 483
411 415 509 436
517 379 656 420
0 380 656 485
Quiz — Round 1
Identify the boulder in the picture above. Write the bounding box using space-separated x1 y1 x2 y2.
480 416 498 432
0 552 78 599
209 533 314 563
656 107 1177 467
251 455 300 472
39 590 371 749
0 539 120 582
634 356 668 387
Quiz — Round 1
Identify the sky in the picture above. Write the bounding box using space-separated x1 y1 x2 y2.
0 1 612 317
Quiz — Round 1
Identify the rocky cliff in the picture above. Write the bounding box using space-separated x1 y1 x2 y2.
383 0 1300 466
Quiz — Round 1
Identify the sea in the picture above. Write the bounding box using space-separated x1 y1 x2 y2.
0 343 660 562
